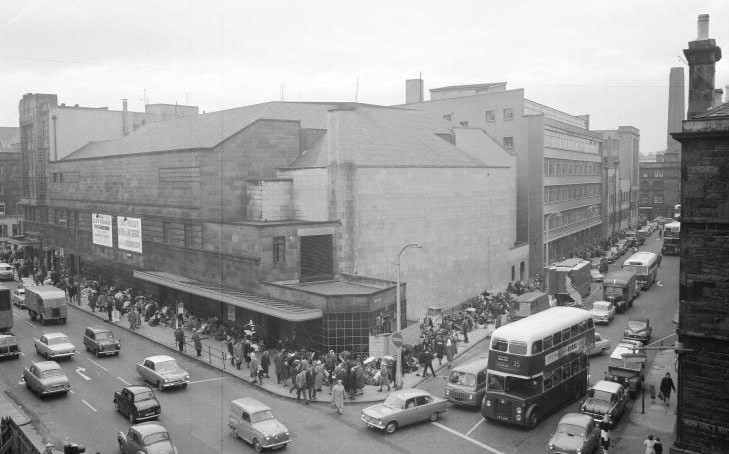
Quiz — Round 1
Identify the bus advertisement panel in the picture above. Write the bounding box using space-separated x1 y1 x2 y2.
482 307 595 428
622 251 659 290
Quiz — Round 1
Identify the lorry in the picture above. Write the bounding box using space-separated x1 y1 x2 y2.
605 340 646 398
545 258 592 306
508 291 550 321
25 285 67 325
602 270 638 313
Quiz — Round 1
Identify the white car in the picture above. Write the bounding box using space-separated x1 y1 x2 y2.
590 301 616 325
588 333 611 357
34 333 77 359
12 287 25 308
0 263 13 280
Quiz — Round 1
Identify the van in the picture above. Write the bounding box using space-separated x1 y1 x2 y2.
83 326 121 357
602 270 638 313
509 291 550 321
228 397 291 451
606 341 646 398
444 357 489 407
24 285 67 325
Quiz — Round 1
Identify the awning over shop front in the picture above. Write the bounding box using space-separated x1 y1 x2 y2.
133 270 323 322
6 235 40 247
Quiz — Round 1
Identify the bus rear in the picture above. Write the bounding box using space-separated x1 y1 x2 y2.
0 286 12 333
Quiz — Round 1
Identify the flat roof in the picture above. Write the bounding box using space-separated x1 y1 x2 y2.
281 280 384 296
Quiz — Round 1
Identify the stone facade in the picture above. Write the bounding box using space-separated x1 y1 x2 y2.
639 152 681 220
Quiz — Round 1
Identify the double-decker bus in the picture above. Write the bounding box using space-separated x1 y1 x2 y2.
661 221 680 256
622 251 660 290
0 285 12 333
481 306 595 428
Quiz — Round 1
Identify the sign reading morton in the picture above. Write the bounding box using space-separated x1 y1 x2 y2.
117 216 143 253
92 213 113 247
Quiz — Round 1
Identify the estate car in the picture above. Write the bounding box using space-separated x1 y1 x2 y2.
84 326 121 357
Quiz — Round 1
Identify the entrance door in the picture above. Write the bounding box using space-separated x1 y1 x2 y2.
300 235 333 282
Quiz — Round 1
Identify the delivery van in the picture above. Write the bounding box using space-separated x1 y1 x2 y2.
602 270 638 313
444 357 489 407
25 285 67 325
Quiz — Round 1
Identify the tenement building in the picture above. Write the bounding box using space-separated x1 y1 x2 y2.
400 80 608 276
0 126 22 250
671 14 729 454
639 151 680 220
26 100 526 353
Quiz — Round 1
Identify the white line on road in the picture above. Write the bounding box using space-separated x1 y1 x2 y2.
465 417 485 437
24 320 34 327
75 367 92 381
432 421 505 454
87 358 108 372
81 399 98 412
188 377 224 385
117 377 131 386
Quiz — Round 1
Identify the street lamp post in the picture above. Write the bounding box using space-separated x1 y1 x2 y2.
394 242 422 390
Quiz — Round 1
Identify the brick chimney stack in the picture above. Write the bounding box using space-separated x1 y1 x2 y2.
683 14 722 118
405 78 424 104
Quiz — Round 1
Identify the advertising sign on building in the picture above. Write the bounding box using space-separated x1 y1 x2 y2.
92 214 113 247
117 216 143 253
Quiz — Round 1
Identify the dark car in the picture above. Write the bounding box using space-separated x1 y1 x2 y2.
624 317 652 345
580 380 629 426
84 326 121 357
114 385 161 423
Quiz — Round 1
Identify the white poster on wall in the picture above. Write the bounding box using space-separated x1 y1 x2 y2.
117 216 143 253
91 214 113 247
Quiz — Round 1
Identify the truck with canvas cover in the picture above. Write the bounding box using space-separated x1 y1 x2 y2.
545 258 591 307
25 285 67 325
602 270 638 313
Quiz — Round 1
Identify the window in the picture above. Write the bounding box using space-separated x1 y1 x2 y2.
543 335 553 351
503 108 514 121
502 136 514 150
654 169 664 178
163 222 172 244
273 236 285 264
459 121 469 127
0 183 4 195
511 265 515 281
0 203 4 215
184 224 193 247
443 114 452 121
485 110 496 122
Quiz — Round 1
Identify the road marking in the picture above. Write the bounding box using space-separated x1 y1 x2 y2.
81 399 98 412
75 367 92 381
118 376 132 386
87 358 108 372
24 320 34 327
68 390 74 394
432 421 505 454
12 312 20 318
188 377 223 385
465 417 485 437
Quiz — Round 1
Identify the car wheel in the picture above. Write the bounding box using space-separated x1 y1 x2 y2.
600 348 607 355
157 381 163 391
385 421 397 434
128 412 135 424
252 438 262 452
429 412 439 422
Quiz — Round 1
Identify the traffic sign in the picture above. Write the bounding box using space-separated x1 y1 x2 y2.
391 332 403 348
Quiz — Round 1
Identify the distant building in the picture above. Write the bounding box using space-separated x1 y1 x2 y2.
25 101 526 352
671 14 729 454
0 127 22 251
400 81 603 274
595 127 641 238
639 151 680 220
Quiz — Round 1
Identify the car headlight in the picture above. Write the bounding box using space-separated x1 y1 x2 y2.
485 399 492 407
468 394 473 400
515 407 523 414
285 432 290 437
184 375 190 380
165 378 170 383
445 389 450 396
265 436 271 441
548 444 554 450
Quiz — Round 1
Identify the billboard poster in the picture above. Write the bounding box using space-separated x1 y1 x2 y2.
117 216 143 253
91 214 113 247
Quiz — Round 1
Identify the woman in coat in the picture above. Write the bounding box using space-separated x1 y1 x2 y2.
331 379 345 414
280 354 291 386
314 360 325 392
659 372 676 407
273 350 283 385
445 338 456 368
261 351 270 378
378 360 391 392
250 353 260 383
233 339 244 370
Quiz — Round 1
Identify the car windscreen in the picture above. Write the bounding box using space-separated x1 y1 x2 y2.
627 320 647 330
47 336 70 345
41 369 63 378
143 431 170 445
251 410 275 423
590 389 614 402
558 423 586 437
155 360 178 372
449 371 476 387
134 391 155 402
95 332 113 340
592 303 610 311
383 395 404 409
609 358 641 371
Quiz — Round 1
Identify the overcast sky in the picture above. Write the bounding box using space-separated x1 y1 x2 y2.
1 0 727 155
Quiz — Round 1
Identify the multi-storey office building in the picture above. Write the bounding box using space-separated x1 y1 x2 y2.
24 100 526 352
401 81 604 275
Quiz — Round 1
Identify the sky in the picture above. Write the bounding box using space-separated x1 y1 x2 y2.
1 0 727 155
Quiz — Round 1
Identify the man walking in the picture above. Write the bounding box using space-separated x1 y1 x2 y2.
192 331 202 357
295 367 309 404
175 327 185 353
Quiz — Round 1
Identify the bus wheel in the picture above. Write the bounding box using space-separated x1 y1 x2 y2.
573 383 584 401
525 406 540 428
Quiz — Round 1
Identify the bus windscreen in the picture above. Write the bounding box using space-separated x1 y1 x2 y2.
487 373 542 398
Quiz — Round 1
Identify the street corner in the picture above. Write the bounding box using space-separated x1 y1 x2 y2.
0 388 32 426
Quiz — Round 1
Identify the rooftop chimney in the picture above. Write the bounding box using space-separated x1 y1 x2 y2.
122 98 129 136
684 14 722 118
405 78 424 104
713 88 724 108
666 67 685 153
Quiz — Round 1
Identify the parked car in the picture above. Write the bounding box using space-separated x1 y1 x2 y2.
83 326 121 357
23 360 70 397
0 263 13 280
590 268 604 283
604 249 618 264
0 333 21 359
588 333 611 357
114 385 161 423
34 332 76 359
228 397 291 451
590 301 616 325
361 389 448 434
547 413 601 454
624 317 652 345
11 287 25 308
118 422 178 454
136 355 190 390
580 380 629 426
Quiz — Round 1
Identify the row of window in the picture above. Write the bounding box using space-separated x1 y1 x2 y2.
640 195 665 204
546 205 601 231
544 158 601 177
545 129 600 154
485 108 514 123
642 169 663 178
544 355 588 391
544 184 600 204
492 318 594 355
0 223 20 236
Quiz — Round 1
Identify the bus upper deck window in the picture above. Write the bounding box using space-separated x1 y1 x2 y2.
561 328 571 342
571 324 579 338
578 321 587 333
509 341 527 355
532 340 543 354
492 338 508 352
587 319 594 330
